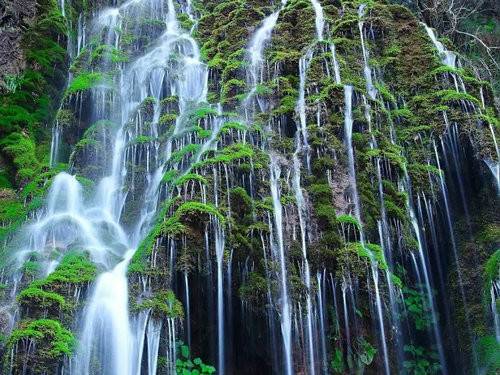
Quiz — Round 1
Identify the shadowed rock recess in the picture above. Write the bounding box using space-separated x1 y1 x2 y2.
0 0 498 374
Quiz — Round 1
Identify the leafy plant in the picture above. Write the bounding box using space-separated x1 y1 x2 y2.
403 288 433 330
176 343 215 374
331 348 344 374
403 345 440 374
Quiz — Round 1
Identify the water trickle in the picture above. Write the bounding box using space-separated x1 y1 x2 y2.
358 4 377 100
330 43 341 84
491 280 500 341
246 2 287 111
422 23 457 68
292 134 315 375
310 0 325 41
296 50 314 171
343 85 363 231
214 219 226 375
269 154 293 375
406 185 448 374
72 249 135 375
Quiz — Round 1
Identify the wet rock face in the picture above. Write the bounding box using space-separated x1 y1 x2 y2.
0 0 37 92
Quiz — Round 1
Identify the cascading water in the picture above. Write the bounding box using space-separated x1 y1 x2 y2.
2 1 499 374
269 154 293 375
422 24 457 68
358 4 377 100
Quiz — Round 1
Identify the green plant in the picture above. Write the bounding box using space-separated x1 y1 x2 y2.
403 345 440 374
176 343 215 374
403 288 433 330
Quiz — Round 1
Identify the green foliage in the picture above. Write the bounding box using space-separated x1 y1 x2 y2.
66 72 107 95
7 319 75 359
331 348 344 373
41 252 97 286
193 143 256 168
403 345 440 374
173 173 207 187
476 336 500 374
239 272 268 305
172 201 225 224
336 214 361 229
128 198 177 274
484 249 500 285
176 343 216 374
169 144 201 164
134 290 184 319
403 288 432 330
356 337 377 366
90 44 128 64
193 105 218 119
17 286 67 311
0 132 40 181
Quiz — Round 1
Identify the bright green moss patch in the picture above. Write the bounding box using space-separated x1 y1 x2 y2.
484 249 500 284
7 319 75 362
42 252 97 286
336 214 361 229
193 143 256 168
134 290 184 319
173 173 208 187
66 72 107 95
18 287 67 311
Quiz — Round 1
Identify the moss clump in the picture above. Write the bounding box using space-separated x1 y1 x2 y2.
336 214 361 229
17 287 67 313
6 319 75 373
134 290 184 319
484 249 500 285
173 173 208 187
40 252 97 286
239 271 268 306
66 72 107 95
476 336 500 374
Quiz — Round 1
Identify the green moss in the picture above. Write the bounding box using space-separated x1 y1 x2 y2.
173 173 207 186
66 72 107 95
336 214 361 229
239 272 269 305
169 143 201 163
128 198 177 274
90 44 128 64
42 252 97 286
193 143 256 168
17 287 67 311
484 249 500 284
7 319 75 367
134 290 184 319
0 132 41 181
174 201 225 224
476 336 500 374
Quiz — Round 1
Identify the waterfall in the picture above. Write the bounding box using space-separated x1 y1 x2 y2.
3 0 499 374
330 43 341 84
422 23 457 68
292 135 315 375
316 272 328 374
146 318 162 375
491 280 500 342
358 4 377 100
246 0 287 111
343 85 363 230
72 249 135 375
406 187 448 374
310 0 325 41
269 154 293 375
296 50 314 171
215 219 226 375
